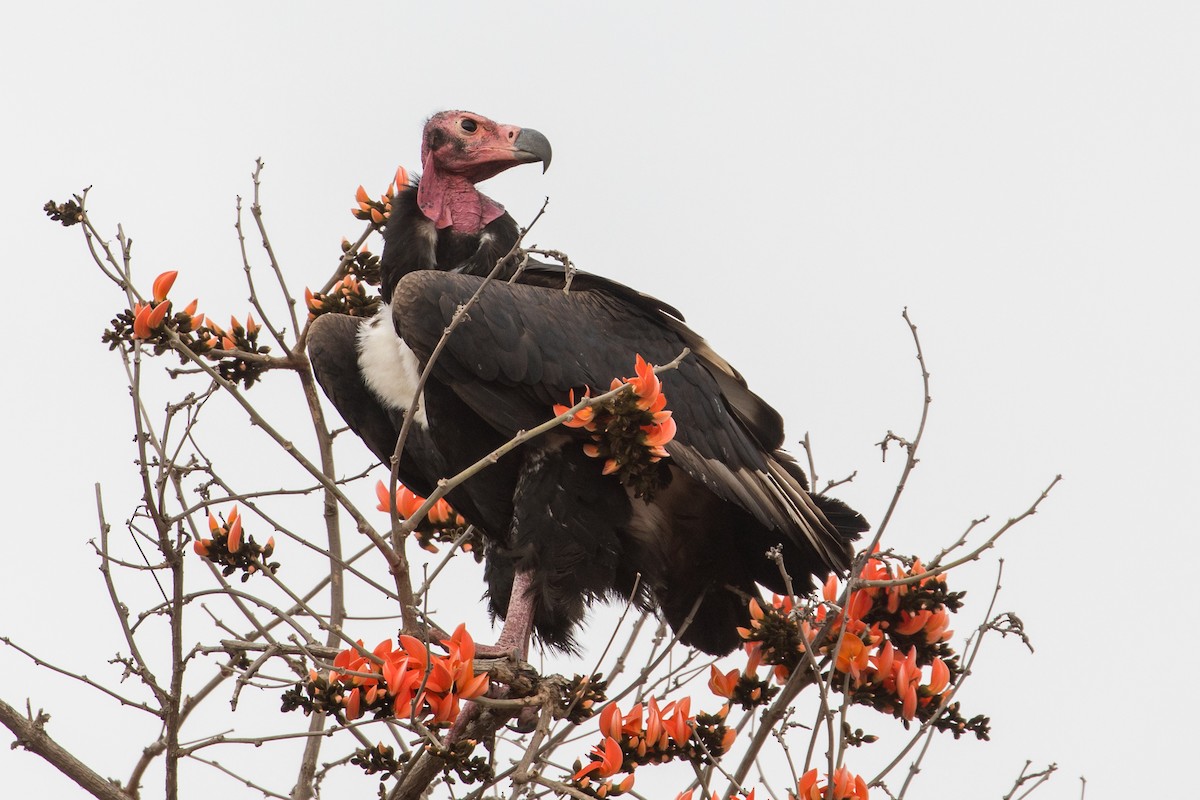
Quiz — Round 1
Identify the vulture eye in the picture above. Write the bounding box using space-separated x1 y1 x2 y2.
460 118 478 133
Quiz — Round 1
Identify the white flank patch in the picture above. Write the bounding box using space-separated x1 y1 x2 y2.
356 306 428 428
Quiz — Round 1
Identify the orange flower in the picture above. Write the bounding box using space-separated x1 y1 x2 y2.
428 498 453 526
132 301 171 339
132 304 152 339
226 507 243 553
640 414 677 449
574 736 624 780
894 610 930 636
343 686 362 721
553 388 596 428
870 640 895 686
149 302 169 331
924 657 950 697
892 646 920 720
835 636 870 683
823 574 839 603
845 588 873 623
709 665 739 699
796 768 869 800
598 702 623 740
152 270 178 303
664 696 692 744
628 354 662 409
922 608 952 643
374 480 424 518
312 625 488 727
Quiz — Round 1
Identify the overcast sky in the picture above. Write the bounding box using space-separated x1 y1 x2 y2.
2 3 1197 798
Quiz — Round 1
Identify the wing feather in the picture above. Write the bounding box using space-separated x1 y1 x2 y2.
392 270 852 571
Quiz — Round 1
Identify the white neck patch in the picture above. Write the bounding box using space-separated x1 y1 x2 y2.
356 306 428 428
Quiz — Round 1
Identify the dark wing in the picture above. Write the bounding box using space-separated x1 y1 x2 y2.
518 261 788 451
306 312 441 498
392 271 852 573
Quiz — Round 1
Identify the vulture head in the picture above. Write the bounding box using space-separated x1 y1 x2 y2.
417 110 552 232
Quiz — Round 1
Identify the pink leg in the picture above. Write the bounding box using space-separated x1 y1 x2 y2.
473 568 536 661
448 569 539 738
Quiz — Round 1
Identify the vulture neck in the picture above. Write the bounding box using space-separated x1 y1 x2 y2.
417 157 506 234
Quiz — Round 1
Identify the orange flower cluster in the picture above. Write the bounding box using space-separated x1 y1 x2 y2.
128 271 202 339
304 272 380 320
284 624 488 727
572 737 636 799
792 768 869 800
735 594 806 684
200 313 261 352
336 238 383 284
707 662 778 711
103 270 275 388
105 271 203 353
808 555 955 723
552 355 678 498
560 673 609 725
193 506 278 581
374 480 477 557
676 790 756 800
572 697 737 799
349 741 403 776
736 553 989 739
352 166 411 225
197 312 272 388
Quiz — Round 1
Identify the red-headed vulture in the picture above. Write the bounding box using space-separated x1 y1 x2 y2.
307 111 867 656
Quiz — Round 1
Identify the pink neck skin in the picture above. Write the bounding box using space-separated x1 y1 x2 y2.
416 151 506 233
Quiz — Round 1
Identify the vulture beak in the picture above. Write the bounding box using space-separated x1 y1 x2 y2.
513 128 552 173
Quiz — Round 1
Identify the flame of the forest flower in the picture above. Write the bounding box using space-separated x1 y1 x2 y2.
152 271 177 303
301 624 487 727
796 768 869 800
351 167 407 223
554 354 677 499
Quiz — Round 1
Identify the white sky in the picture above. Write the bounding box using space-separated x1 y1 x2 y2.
2 3 1197 798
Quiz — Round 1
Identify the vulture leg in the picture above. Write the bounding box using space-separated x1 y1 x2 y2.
475 569 536 661
447 572 539 740
480 440 629 653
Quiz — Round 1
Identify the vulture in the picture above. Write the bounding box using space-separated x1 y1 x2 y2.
308 111 867 657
